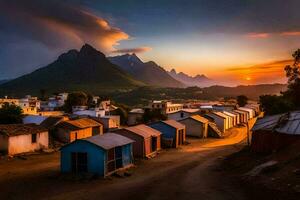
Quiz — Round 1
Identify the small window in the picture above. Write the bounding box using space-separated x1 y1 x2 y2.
180 112 184 118
32 134 37 143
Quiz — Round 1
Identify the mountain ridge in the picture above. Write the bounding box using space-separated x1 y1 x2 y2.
108 54 185 88
0 44 144 96
168 68 215 87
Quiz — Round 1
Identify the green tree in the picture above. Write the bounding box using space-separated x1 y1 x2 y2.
260 49 300 115
283 49 300 108
63 91 88 113
0 103 23 124
237 95 248 107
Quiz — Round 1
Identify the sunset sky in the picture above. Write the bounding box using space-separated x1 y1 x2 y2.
0 0 299 85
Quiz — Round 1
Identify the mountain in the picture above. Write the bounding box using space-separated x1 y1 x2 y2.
112 84 287 106
0 44 144 96
0 79 9 85
168 69 215 87
108 54 184 88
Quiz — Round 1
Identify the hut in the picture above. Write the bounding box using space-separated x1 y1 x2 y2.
238 107 255 119
178 115 209 138
60 133 134 176
223 111 237 126
234 109 249 123
0 124 48 155
127 109 144 126
54 118 103 143
205 112 227 132
227 111 241 125
167 109 200 121
114 124 161 158
251 111 300 153
149 120 186 148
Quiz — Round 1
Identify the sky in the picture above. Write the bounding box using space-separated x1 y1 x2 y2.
0 0 300 86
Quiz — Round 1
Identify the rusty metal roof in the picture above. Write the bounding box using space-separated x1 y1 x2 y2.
56 118 102 131
0 124 47 136
252 111 300 135
125 124 161 138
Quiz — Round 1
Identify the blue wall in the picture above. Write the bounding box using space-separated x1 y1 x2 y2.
60 141 133 176
150 122 176 141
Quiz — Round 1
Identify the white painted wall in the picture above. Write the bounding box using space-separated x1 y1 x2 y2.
8 132 49 155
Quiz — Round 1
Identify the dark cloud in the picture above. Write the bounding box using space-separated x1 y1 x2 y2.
111 46 151 54
0 0 128 52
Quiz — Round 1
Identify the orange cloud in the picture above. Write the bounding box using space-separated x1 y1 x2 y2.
280 31 300 36
111 46 152 54
245 32 270 38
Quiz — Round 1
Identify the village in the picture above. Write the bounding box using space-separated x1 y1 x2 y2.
0 92 271 199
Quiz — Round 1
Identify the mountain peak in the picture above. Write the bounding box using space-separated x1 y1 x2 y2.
79 43 105 59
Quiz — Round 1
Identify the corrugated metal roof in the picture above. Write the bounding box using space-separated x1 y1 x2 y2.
0 124 47 136
125 124 161 138
223 111 236 117
212 112 228 119
40 116 64 129
56 118 102 131
61 133 134 150
83 133 134 150
162 120 185 130
252 111 300 135
180 114 209 124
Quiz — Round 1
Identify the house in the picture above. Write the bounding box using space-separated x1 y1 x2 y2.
212 104 235 112
178 115 209 138
147 100 183 115
227 111 241 125
114 124 161 158
60 133 134 176
238 107 255 119
73 107 105 118
149 120 186 148
223 111 237 126
23 115 48 125
0 124 48 155
205 112 227 133
127 109 144 126
40 116 67 130
251 111 300 153
233 109 248 123
54 118 103 143
167 109 200 121
96 116 120 132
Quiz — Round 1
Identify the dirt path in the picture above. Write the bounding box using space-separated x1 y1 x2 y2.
0 119 256 200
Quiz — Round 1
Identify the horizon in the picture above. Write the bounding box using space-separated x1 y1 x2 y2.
0 0 298 86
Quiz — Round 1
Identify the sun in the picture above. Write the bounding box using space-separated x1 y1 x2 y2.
245 77 252 81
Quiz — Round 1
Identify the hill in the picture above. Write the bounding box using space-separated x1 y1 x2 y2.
168 69 215 87
0 44 144 97
108 54 184 88
111 84 287 106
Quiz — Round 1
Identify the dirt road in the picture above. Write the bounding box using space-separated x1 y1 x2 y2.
0 119 256 200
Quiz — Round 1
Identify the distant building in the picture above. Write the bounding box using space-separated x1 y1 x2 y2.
96 116 120 132
150 120 186 148
0 124 48 155
147 100 183 115
127 108 144 126
0 95 40 115
54 118 103 143
60 133 134 176
73 107 105 118
114 124 161 158
179 115 209 138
